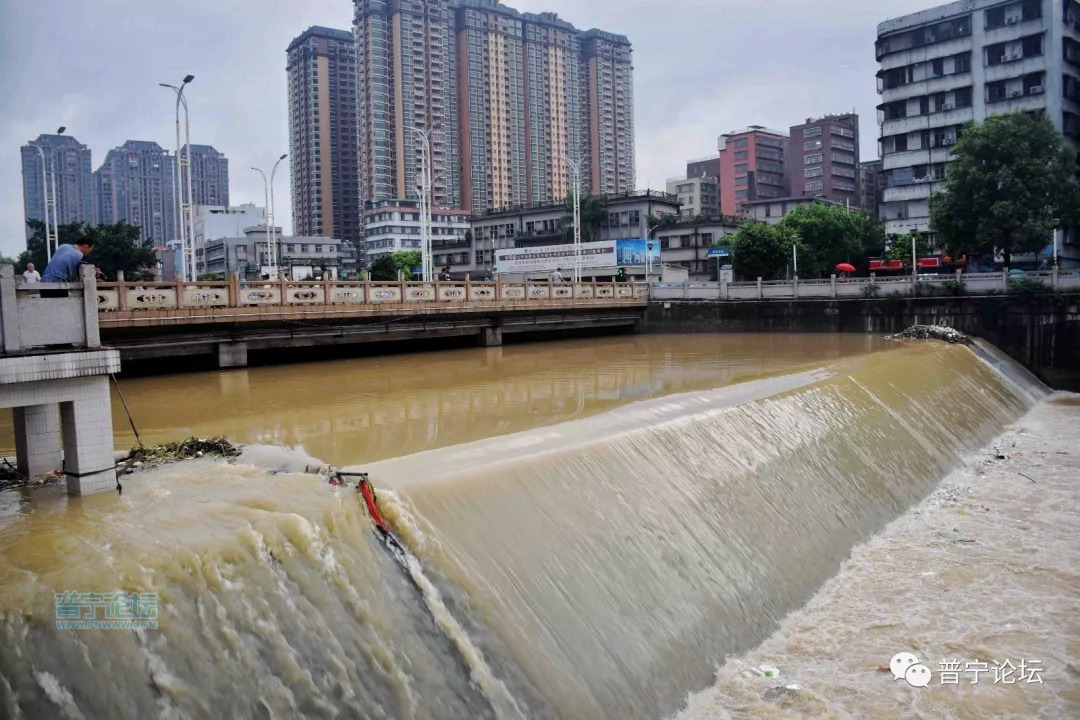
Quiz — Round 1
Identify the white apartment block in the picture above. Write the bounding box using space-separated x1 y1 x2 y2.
877 0 1080 236
666 176 719 217
363 199 470 265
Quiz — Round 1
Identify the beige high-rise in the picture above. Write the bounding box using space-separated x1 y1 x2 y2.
286 26 360 243
354 0 459 210
581 29 635 196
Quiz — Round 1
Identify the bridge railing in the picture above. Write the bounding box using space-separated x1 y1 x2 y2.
1 264 100 353
652 269 1080 301
96 273 649 312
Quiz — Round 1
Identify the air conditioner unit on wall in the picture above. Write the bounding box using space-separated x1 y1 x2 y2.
1010 89 1022 97
1007 16 1019 25
1030 85 1044 94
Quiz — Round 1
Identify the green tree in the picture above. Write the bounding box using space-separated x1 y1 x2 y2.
777 203 885 277
929 112 1080 267
566 191 608 241
367 255 398 281
886 232 935 263
729 222 801 281
392 250 422 277
19 220 157 280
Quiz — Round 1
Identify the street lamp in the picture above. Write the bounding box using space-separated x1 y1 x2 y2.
270 153 287 279
46 126 66 260
160 75 194 280
561 156 582 283
251 166 272 279
29 138 52 262
410 126 436 281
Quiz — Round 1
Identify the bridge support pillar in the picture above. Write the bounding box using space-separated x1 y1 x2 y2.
478 327 503 347
218 342 249 368
13 404 62 478
60 376 118 496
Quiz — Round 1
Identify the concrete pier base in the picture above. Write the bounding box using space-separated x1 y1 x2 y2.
13 404 61 477
479 327 503 347
218 342 248 368
0 350 121 495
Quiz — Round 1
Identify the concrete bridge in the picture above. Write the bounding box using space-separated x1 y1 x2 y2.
96 276 649 367
1 265 118 494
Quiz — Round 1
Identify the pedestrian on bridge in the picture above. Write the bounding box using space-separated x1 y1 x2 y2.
551 268 565 283
41 235 96 297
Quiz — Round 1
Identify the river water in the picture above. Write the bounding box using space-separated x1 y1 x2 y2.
0 334 1057 719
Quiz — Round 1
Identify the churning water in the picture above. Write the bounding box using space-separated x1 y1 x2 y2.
0 336 1050 719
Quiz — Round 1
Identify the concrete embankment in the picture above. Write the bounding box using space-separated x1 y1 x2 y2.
643 294 1080 390
671 394 1080 720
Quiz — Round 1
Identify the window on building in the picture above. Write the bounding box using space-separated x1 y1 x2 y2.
734 163 749 173
805 181 824 192
804 153 823 165
735 189 748 199
734 150 748 160
805 167 824 178
732 138 749 148
735 176 748 187
804 140 822 151
803 127 822 138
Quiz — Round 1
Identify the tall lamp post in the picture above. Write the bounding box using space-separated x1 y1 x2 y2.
48 127 66 259
269 154 287 279
160 75 194 280
29 138 53 262
562 156 582 283
252 167 272 278
410 126 436 281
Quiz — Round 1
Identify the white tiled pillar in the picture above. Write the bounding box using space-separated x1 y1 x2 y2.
59 376 117 496
12 404 62 478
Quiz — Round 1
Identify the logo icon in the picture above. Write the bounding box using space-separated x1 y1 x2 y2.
891 652 933 687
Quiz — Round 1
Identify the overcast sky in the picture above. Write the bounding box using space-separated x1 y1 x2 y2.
0 0 935 257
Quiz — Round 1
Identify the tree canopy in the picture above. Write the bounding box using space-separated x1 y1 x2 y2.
729 222 802 281
928 112 1080 266
367 250 422 281
19 220 157 280
565 191 607 241
776 203 885 277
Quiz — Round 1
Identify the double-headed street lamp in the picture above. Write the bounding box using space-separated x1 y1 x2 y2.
160 75 195 281
252 153 288 279
28 125 65 263
410 126 436 282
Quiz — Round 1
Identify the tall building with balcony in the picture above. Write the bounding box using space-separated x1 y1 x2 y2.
581 29 635 195
182 144 230 208
716 126 788 215
455 1 583 213
93 141 177 244
363 198 470 265
20 134 95 238
354 1 459 210
787 113 860 205
287 26 361 244
876 0 1080 236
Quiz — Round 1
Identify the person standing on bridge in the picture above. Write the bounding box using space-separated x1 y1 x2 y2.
40 235 96 297
550 268 565 283
22 263 40 283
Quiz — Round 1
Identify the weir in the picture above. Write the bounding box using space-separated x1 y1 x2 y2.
0 339 1044 719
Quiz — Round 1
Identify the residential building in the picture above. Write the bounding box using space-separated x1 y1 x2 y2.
93 140 177 244
363 198 470 265
182 145 230 207
666 176 719 217
455 1 583 212
860 159 885 217
354 1 459 210
741 195 849 224
787 113 860 205
287 26 361 244
192 204 267 275
581 29 636 195
686 155 722 180
876 0 1080 238
654 217 741 279
20 133 95 237
717 126 789 215
202 225 342 280
469 189 679 275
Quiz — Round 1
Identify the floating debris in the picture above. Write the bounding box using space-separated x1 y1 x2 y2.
895 325 972 345
117 436 239 475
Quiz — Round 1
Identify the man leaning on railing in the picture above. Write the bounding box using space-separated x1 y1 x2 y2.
40 234 99 298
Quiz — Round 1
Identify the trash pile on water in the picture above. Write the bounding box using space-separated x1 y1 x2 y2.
893 325 972 345
117 436 240 475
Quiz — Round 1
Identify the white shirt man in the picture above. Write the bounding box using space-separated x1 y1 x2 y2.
22 264 40 283
550 268 564 283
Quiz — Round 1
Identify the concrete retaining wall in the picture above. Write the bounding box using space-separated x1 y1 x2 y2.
642 294 1080 391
